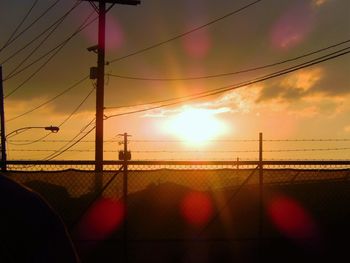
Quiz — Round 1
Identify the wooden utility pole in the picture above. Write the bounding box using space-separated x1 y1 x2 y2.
0 66 6 172
95 0 106 175
258 132 263 259
82 0 140 189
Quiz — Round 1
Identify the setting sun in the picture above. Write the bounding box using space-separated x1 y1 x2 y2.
164 107 228 144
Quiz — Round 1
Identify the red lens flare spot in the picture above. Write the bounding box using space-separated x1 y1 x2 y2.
76 198 124 240
105 16 124 51
182 28 211 59
181 192 213 227
270 3 314 49
75 8 124 52
268 195 318 240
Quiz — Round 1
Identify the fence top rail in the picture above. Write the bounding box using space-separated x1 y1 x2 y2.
5 160 350 166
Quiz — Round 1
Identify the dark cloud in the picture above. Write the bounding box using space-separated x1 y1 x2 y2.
256 82 306 103
308 64 350 96
2 0 349 116
256 84 282 102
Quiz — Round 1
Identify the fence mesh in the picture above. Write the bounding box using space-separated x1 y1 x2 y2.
3 161 350 262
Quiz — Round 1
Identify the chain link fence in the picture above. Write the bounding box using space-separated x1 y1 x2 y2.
3 160 350 262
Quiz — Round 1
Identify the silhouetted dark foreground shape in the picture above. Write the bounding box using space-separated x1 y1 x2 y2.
0 174 79 263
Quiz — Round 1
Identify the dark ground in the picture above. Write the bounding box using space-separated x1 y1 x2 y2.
23 173 350 263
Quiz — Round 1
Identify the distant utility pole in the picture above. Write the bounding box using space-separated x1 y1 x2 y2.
81 0 140 178
0 66 6 172
119 132 131 262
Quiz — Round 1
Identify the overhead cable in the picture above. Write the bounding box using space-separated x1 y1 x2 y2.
7 86 95 146
43 118 96 160
4 10 96 84
107 38 350 81
4 2 82 79
4 12 96 98
6 76 89 122
1 1 82 65
104 47 350 119
0 0 39 54
107 0 263 64
0 0 61 52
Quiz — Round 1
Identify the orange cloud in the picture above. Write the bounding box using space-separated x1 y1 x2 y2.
312 0 327 8
280 68 324 92
344 125 350 133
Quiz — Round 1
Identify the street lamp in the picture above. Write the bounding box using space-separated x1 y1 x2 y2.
5 126 59 139
1 126 60 171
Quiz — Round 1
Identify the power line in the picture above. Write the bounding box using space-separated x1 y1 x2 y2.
45 126 96 160
7 86 95 146
104 47 350 119
4 2 82 79
105 45 350 111
0 0 61 52
0 0 39 54
0 2 83 65
107 0 263 64
6 76 89 122
3 9 96 84
4 12 96 98
107 38 350 81
58 86 95 127
43 118 96 160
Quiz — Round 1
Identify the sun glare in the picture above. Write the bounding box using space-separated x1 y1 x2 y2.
164 108 227 144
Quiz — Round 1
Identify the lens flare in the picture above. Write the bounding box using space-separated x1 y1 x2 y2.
270 2 314 49
76 198 124 240
182 28 212 58
267 195 319 240
181 191 213 227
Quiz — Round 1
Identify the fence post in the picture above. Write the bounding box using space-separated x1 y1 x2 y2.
258 132 263 259
122 132 130 263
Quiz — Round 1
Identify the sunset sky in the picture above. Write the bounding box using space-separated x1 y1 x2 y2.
0 0 349 160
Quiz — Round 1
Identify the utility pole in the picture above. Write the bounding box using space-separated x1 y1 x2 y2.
258 132 263 260
123 132 129 263
118 132 131 262
0 66 6 172
82 0 140 189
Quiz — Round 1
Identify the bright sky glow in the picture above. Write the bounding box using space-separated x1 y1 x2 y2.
1 0 350 160
164 107 228 145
